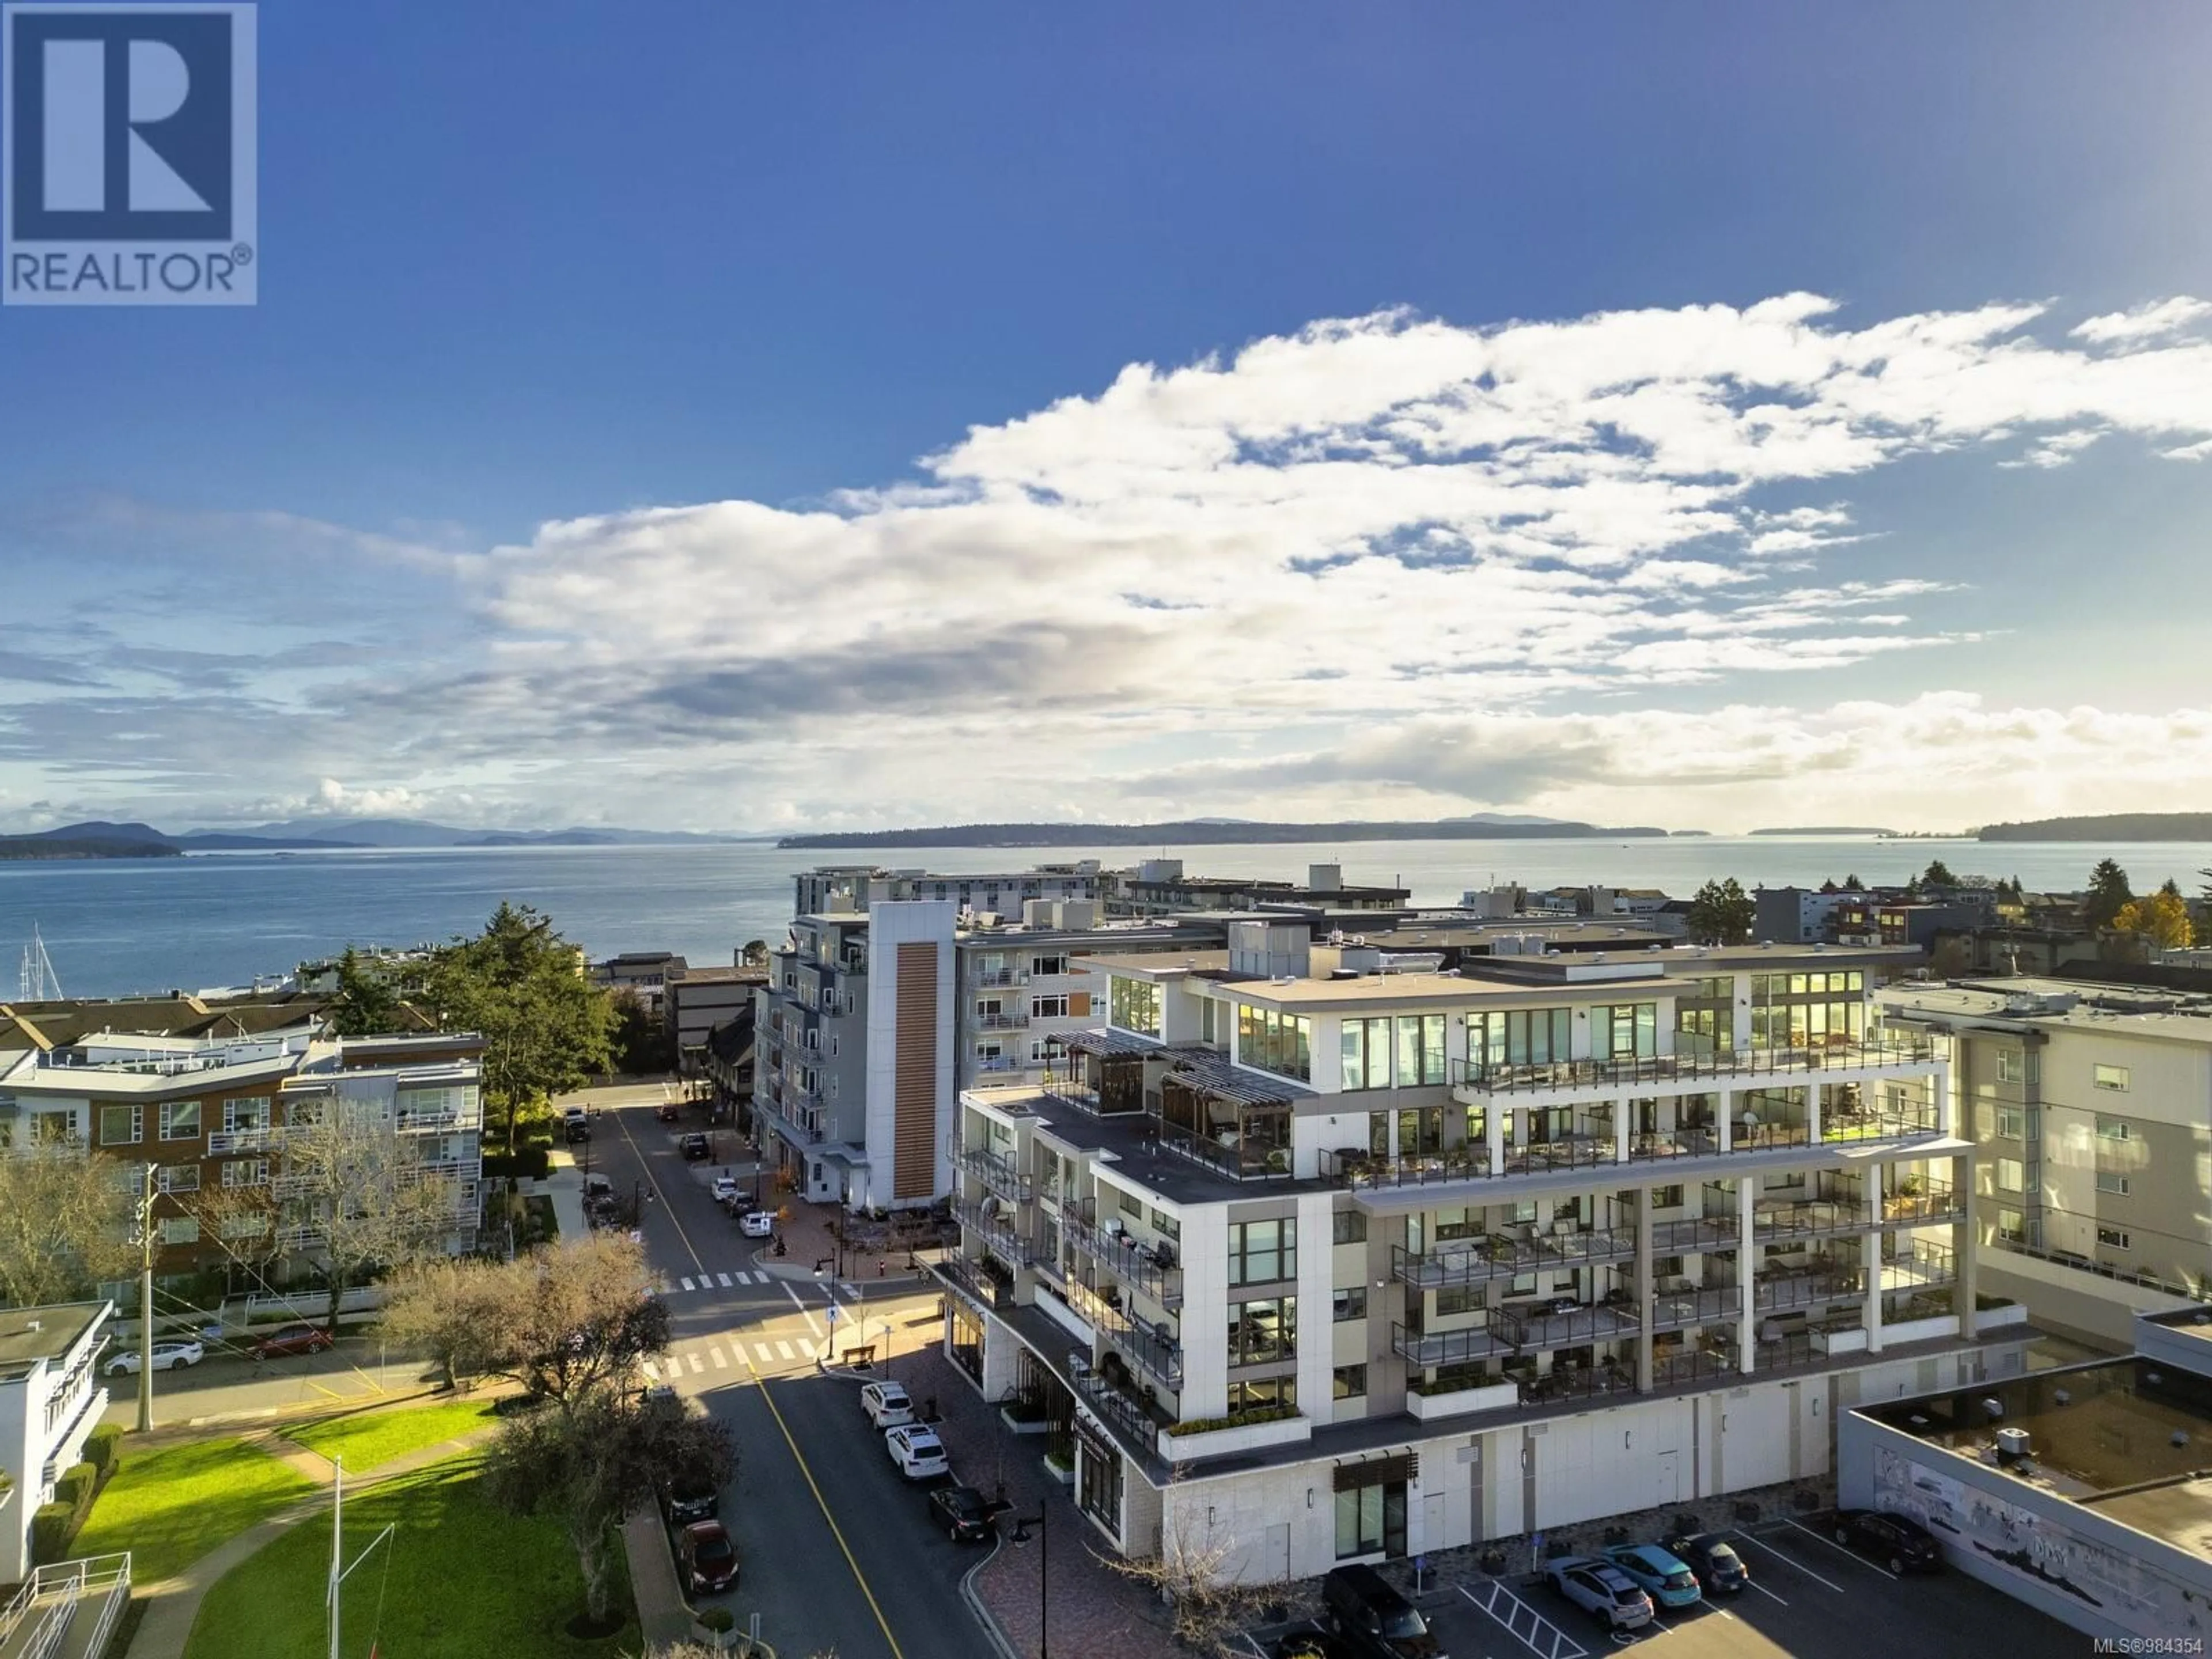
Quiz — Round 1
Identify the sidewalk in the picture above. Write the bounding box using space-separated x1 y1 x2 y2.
620 1507 696 1654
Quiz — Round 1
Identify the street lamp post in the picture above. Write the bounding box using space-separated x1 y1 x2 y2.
1010 1505 1049 1657
876 1317 894 1386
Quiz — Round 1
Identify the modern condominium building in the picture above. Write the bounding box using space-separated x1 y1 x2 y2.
933 924 2031 1584
1878 975 2212 1346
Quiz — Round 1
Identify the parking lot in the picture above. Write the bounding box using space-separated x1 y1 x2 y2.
1251 1513 2085 1659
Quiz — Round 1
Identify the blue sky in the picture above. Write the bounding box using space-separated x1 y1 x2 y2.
5 2 2212 833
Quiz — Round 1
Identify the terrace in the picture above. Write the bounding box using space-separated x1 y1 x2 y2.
1447 1033 1939 1098
949 1139 1033 1205
1062 1203 1183 1309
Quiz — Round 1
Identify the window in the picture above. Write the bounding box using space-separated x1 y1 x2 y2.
1650 1184 1684 1210
1150 1207 1180 1241
1597 1003 1658 1061
1333 1286 1368 1323
1032 995 1070 1020
1333 1364 1368 1401
1471 1006 1573 1069
1997 1051 2024 1084
1226 1376 1296 1414
1033 955 1067 978
1394 1013 1446 1086
2094 1065 2131 1092
158 1217 199 1245
159 1100 203 1141
1119 1189 1143 1218
2096 1115 2133 1142
154 1164 200 1193
1995 1158 2025 1192
1228 1297 1297 1366
1435 1284 1480 1317
1332 1209 1368 1246
1339 1017 1392 1090
1335 1474 1404 1560
99 1104 142 1146
1994 1108 2024 1140
2097 1226 2132 1251
222 1158 270 1188
1996 1208 2025 1244
1228 1218 1296 1285
2096 1172 2131 1196
1236 1004 1313 1081
1109 976 1161 1037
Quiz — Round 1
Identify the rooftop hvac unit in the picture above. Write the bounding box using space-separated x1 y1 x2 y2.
1995 1427 2031 1459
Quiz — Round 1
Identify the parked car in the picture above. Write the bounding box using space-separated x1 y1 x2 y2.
661 1469 719 1526
1831 1509 1943 1574
563 1107 592 1143
929 1483 998 1543
710 1175 740 1204
884 1423 949 1480
1546 1556 1654 1632
107 1338 204 1375
1320 1563 1441 1657
677 1520 740 1594
1600 1542 1703 1609
738 1210 776 1238
656 1100 681 1122
252 1323 334 1359
861 1380 915 1428
583 1172 616 1204
1662 1532 1750 1595
679 1132 711 1161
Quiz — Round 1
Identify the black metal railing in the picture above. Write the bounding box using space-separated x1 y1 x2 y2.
1654 1346 1738 1388
1880 1182 1964 1226
1515 1362 1636 1406
1494 1300 1642 1349
1063 1210 1183 1309
1649 1285 1743 1332
1449 1036 1938 1095
953 1195 1032 1266
933 1253 1013 1313
1888 1238 1957 1288
1392 1321 1512 1369
950 1141 1033 1205
1651 1214 1738 1252
1755 1267 1862 1310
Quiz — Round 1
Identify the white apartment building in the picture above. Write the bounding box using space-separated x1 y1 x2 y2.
792 863 1102 922
934 925 2031 1584
1878 976 2212 1347
0 1301 112 1584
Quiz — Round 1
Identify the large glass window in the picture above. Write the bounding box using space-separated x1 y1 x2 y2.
1335 1476 1407 1559
1228 1297 1297 1366
1109 976 1161 1037
1227 1376 1296 1414
1236 1005 1313 1082
1596 1004 1657 1060
1471 1007 1573 1068
1395 1014 1446 1086
159 1100 203 1141
1340 1017 1392 1090
1228 1218 1297 1285
99 1104 142 1146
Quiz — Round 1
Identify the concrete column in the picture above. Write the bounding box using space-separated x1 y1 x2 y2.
1953 1149 1977 1329
1807 1082 1823 1146
1864 1223 1885 1355
1486 1101 1505 1177
1386 1107 1400 1165
1717 1088 1733 1154
1615 1100 1632 1165
1635 1188 1654 1393
1737 1177 1756 1373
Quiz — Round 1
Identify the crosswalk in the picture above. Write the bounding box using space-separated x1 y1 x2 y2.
641 1330 824 1382
663 1270 778 1293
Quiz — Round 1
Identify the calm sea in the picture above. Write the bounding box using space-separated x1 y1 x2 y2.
3 835 2208 1000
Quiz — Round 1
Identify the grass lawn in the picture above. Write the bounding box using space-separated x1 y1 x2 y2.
75 1437 319 1584
286 1396 502 1473
183 1457 638 1659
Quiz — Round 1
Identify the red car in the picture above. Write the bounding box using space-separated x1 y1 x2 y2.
678 1520 739 1594
252 1322 334 1358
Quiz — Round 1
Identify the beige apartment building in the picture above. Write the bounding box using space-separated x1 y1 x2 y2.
1878 976 2212 1346
933 926 2031 1584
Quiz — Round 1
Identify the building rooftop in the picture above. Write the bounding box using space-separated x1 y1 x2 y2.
0 1302 107 1379
1859 1355 2212 1556
1879 976 2212 1046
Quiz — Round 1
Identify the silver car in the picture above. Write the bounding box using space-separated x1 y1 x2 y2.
1547 1556 1656 1631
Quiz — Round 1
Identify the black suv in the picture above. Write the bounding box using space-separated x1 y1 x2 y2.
1321 1565 1441 1658
1832 1509 1942 1574
662 1468 718 1526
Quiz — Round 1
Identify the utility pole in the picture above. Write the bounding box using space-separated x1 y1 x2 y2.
136 1162 157 1432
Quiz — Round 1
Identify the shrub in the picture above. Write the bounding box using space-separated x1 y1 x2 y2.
52 1462 96 1512
84 1423 123 1478
1166 1406 1299 1437
480 1147 551 1180
31 1501 76 1566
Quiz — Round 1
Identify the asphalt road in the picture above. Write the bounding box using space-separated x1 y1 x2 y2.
589 1094 982 1659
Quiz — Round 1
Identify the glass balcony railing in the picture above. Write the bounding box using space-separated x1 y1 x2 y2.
952 1195 1031 1266
1649 1285 1743 1332
1449 1036 1938 1096
1063 1209 1183 1309
949 1141 1032 1204
1391 1321 1512 1369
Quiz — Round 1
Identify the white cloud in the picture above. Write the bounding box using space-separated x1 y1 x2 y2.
2071 298 2212 347
1999 429 2105 469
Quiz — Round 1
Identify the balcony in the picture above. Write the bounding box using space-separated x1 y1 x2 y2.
950 1141 1033 1205
933 1253 1014 1313
952 1195 1031 1267
975 1011 1030 1032
1494 1299 1641 1349
1651 1214 1738 1252
972 967 1030 988
1511 1358 1637 1407
1393 1234 1547 1289
1653 1343 1739 1388
1392 1321 1512 1369
207 1127 276 1155
1094 1306 1184 1393
1753 1174 1869 1241
1449 1036 1938 1098
1755 1265 1863 1312
1649 1285 1743 1332
1886 1239 1957 1290
1063 1209 1183 1309
1880 1181 1964 1228
1072 1362 1167 1455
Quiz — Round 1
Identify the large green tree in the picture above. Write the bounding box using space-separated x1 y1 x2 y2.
425 903 613 1153
1922 859 1958 888
324 945 404 1036
1685 877 1756 946
2084 859 2135 932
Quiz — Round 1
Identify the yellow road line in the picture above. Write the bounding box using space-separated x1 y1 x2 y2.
613 1105 707 1276
744 1354 907 1659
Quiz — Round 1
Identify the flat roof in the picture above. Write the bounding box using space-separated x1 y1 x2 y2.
1859 1357 2212 1555
1878 978 2212 1047
0 1302 106 1377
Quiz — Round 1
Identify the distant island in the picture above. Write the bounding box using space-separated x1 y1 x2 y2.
1749 825 1898 836
1979 812 2212 842
0 817 745 857
0 828 186 861
778 817 1672 850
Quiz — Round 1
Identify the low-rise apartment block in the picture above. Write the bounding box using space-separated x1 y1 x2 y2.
0 1300 112 1585
1879 975 2212 1346
933 925 2029 1583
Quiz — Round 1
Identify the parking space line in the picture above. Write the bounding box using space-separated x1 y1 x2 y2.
1743 1574 1789 1607
1780 1517 1899 1581
717 1271 733 1287
1730 1528 1846 1593
1457 1580 1590 1659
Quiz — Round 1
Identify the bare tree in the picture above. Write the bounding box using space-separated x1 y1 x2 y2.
0 1143 139 1308
380 1255 513 1390
1097 1475 1267 1658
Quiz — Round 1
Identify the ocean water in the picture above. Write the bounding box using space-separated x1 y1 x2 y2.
3 835 2207 1001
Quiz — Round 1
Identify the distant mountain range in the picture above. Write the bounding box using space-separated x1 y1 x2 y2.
777 816 1671 849
1749 825 1900 836
0 817 743 859
1978 812 2212 843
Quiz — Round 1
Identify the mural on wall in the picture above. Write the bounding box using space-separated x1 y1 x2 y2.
1871 1444 2206 1636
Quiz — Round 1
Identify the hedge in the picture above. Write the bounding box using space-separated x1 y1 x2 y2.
480 1146 551 1180
32 1459 103 1565
84 1424 123 1478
